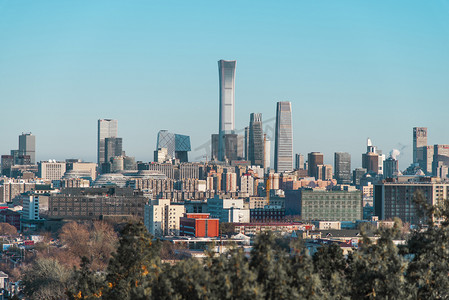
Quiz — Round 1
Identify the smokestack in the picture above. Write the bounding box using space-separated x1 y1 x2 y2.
389 149 400 160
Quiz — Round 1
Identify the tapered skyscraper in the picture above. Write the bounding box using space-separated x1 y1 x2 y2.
274 101 293 173
97 119 118 166
218 60 236 160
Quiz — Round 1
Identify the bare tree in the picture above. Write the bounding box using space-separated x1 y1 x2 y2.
0 223 18 237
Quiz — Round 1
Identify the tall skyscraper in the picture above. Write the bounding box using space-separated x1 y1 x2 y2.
432 144 449 177
18 133 36 164
308 152 324 178
362 138 384 175
274 101 293 173
244 126 249 160
156 130 191 162
413 127 427 165
218 60 236 161
248 113 264 166
334 152 351 184
105 137 123 164
383 156 399 179
264 134 271 170
295 154 304 170
97 119 118 166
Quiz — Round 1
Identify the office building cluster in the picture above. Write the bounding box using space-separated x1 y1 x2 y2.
0 60 448 239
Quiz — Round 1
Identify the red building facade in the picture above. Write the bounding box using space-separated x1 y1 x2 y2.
180 213 219 238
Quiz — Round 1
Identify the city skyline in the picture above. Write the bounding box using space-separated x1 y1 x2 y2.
1 1 448 169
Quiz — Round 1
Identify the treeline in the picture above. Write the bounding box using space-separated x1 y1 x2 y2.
20 192 449 299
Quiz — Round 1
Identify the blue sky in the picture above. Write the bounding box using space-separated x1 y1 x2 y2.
1 1 448 169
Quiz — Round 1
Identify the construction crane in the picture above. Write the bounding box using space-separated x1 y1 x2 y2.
265 176 271 205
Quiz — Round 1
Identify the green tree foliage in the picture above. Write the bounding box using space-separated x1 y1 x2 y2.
206 248 264 299
59 192 449 299
249 232 298 299
313 243 349 299
104 221 161 300
219 222 236 235
406 190 449 299
153 258 210 299
67 257 106 300
21 257 72 300
348 227 410 299
288 239 323 299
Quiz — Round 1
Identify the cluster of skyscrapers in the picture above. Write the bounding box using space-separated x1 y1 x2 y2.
211 60 293 174
2 59 449 235
413 127 449 178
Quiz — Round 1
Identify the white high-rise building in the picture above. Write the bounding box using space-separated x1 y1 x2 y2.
240 174 254 196
274 101 293 173
97 119 118 166
144 199 185 236
218 60 236 161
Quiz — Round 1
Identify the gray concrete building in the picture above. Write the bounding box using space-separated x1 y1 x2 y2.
334 152 351 184
19 133 36 164
249 113 264 166
97 119 118 166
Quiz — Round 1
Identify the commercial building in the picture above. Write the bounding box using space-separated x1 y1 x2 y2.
362 138 385 175
240 174 254 196
250 205 285 222
97 119 118 166
422 146 434 175
383 157 399 179
154 148 169 163
217 60 237 161
353 168 367 186
374 178 449 224
248 113 264 166
38 161 67 181
285 189 363 222
316 164 333 181
1 155 14 176
144 199 185 236
18 133 36 164
334 152 351 184
308 152 324 178
413 127 427 165
105 137 123 164
207 195 250 223
274 101 293 173
244 127 249 160
22 195 41 221
295 154 305 170
21 194 46 231
47 187 147 220
156 130 191 162
234 222 308 236
264 135 271 170
211 133 243 162
65 161 97 181
180 213 219 238
432 144 449 178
